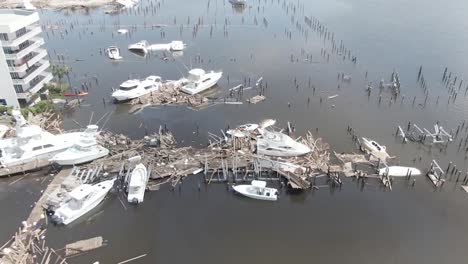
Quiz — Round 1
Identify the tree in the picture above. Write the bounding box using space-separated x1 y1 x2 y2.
51 64 69 89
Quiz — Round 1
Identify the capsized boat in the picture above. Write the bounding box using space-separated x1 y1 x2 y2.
257 129 311 157
180 68 222 95
232 180 278 201
148 41 186 52
361 137 389 158
127 163 148 204
50 125 109 166
112 75 162 101
378 166 421 177
106 46 122 60
52 179 115 225
128 40 148 54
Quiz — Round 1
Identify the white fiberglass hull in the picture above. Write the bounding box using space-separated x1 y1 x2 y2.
127 164 148 204
112 86 158 101
378 166 421 177
51 146 109 166
107 49 122 60
53 179 115 225
232 185 278 201
361 137 388 157
180 71 222 95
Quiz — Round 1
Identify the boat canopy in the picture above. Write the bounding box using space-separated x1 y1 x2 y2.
188 69 206 81
69 184 94 201
251 180 267 188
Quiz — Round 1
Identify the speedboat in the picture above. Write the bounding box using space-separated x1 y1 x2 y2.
180 69 222 95
232 180 278 201
361 137 389 158
50 125 109 166
127 163 148 204
112 75 162 101
106 46 122 60
257 129 311 157
0 111 82 168
52 179 115 225
148 41 185 52
229 0 247 5
378 166 421 177
128 40 149 54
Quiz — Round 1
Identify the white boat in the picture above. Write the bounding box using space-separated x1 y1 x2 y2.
226 123 259 138
50 125 109 166
128 40 149 54
22 0 36 9
378 166 421 177
0 111 82 168
257 129 311 157
361 137 389 158
229 0 247 5
148 41 185 52
106 46 122 60
117 29 128 34
127 163 148 204
112 75 162 101
116 0 138 8
232 180 278 201
180 69 222 95
52 179 115 225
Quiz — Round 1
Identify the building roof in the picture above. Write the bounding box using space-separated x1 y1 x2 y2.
0 9 39 33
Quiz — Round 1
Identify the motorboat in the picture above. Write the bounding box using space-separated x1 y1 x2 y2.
0 111 82 168
50 125 109 166
106 46 122 60
229 0 247 5
148 41 185 52
257 129 311 157
128 40 149 54
127 163 148 204
52 179 115 225
116 0 138 8
180 69 222 95
361 137 389 158
112 75 162 101
378 166 421 177
232 180 278 201
117 29 129 34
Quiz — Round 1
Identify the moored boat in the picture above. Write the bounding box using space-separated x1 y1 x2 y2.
232 180 278 201
378 166 421 177
180 68 222 95
127 163 148 204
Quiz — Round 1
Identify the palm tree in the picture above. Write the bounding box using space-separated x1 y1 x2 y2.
51 64 69 90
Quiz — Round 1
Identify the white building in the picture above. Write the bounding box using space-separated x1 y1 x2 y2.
0 9 52 107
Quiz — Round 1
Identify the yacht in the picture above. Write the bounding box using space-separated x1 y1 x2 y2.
0 111 82 168
361 137 389 158
106 46 122 60
52 179 115 225
232 180 278 201
112 75 162 101
180 68 223 95
128 40 149 54
50 125 109 166
256 129 311 157
127 163 148 204
378 166 421 177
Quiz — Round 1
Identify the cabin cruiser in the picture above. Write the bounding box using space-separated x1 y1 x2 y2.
148 41 185 52
180 69 222 95
106 46 122 60
112 75 162 101
0 111 82 168
232 180 278 201
128 40 149 54
50 125 109 166
256 129 311 157
361 137 389 158
52 179 115 225
127 163 148 204
378 166 421 177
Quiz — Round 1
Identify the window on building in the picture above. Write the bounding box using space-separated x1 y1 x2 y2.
15 27 27 38
14 85 24 93
3 47 14 54
6 60 15 67
18 40 29 50
0 33 8 41
10 72 20 79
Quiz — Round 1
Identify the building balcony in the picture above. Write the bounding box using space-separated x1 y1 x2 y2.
2 26 41 48
16 72 53 100
4 37 45 60
12 60 50 85
8 49 47 72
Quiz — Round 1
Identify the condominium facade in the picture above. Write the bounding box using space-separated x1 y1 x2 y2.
0 9 52 107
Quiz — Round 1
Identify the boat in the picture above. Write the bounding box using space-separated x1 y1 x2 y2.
127 163 148 204
232 180 278 201
0 111 83 168
52 179 115 225
117 29 129 34
116 0 138 8
63 91 88 97
257 129 311 157
128 40 149 54
106 46 122 60
148 41 185 52
378 166 421 177
50 125 109 166
229 0 247 5
361 137 388 157
180 68 223 95
112 75 162 101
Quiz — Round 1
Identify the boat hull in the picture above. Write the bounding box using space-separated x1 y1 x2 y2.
127 164 148 204
51 146 109 166
378 166 421 177
180 71 222 95
232 185 278 201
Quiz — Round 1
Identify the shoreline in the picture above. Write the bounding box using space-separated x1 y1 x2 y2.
0 0 114 9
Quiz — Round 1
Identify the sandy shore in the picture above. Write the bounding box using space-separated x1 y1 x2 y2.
0 0 114 8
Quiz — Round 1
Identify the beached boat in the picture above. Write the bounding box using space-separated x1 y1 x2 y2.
361 137 388 157
0 111 83 168
112 75 162 101
106 46 122 60
257 129 311 157
180 69 222 95
232 180 278 201
127 163 148 204
50 125 109 166
378 166 421 177
52 179 115 225
128 40 148 54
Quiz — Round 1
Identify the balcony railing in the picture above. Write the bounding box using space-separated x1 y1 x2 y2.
8 49 48 72
2 27 42 48
12 60 50 85
4 38 45 60
16 72 53 100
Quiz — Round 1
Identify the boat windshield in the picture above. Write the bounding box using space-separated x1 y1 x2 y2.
184 82 197 90
69 145 85 152
119 85 138 91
